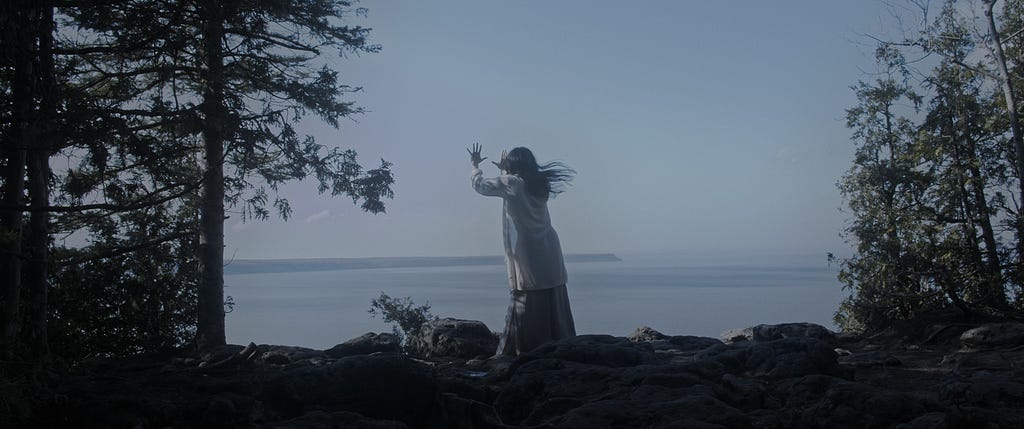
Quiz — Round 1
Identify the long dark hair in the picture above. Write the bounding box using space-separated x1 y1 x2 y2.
504 147 575 199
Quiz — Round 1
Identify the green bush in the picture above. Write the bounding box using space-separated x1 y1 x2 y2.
368 292 436 350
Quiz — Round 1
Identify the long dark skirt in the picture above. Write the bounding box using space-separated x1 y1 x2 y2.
496 284 577 356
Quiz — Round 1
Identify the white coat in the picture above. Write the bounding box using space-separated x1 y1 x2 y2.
472 167 568 291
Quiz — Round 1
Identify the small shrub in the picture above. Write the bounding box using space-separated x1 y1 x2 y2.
368 292 436 350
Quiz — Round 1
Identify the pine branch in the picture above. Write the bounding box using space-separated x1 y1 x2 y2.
62 230 193 264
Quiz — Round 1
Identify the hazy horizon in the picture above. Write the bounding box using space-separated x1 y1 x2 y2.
223 250 837 270
226 253 845 348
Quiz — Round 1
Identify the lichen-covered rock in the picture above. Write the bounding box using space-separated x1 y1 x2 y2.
325 333 400 358
628 326 670 342
412 318 498 359
959 323 1024 349
721 322 836 345
627 327 721 363
260 345 327 365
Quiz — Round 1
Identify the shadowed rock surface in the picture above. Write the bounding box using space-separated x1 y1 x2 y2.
959 322 1024 349
412 318 499 359
14 318 1024 428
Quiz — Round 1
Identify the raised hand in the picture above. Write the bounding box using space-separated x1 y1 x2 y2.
467 142 487 168
492 149 508 172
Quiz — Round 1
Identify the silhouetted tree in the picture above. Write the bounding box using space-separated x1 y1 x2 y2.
66 0 394 350
0 0 395 359
0 0 59 359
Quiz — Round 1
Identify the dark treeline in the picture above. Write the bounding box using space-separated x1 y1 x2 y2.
0 0 393 363
838 0 1024 330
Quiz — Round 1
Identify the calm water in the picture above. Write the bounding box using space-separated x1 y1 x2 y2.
225 252 847 349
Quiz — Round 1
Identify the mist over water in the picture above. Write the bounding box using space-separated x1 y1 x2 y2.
225 252 846 349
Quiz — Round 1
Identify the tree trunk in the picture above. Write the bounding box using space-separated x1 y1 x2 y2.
966 136 1008 309
983 0 1024 283
196 0 227 350
0 1 33 358
24 3 55 358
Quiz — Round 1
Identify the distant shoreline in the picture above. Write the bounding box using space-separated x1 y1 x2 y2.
224 253 621 275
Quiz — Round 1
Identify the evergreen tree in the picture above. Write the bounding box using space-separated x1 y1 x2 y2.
64 0 395 350
0 0 58 359
837 0 1024 330
838 55 934 330
0 0 395 359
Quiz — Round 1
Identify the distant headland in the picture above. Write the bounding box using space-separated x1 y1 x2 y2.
224 253 621 275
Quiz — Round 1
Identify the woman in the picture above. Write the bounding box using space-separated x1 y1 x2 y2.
467 143 577 356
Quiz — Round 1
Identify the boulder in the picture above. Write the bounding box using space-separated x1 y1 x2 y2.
325 333 401 358
260 346 327 365
627 327 721 360
959 323 1024 349
412 318 498 359
721 322 836 345
628 326 670 342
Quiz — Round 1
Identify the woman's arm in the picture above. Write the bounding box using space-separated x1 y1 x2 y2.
472 168 521 197
468 143 521 197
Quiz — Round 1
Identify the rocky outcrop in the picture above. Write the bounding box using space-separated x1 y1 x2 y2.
628 325 670 342
325 332 400 358
412 318 498 359
20 318 1024 428
31 344 437 429
959 322 1024 349
698 336 846 379
260 345 328 365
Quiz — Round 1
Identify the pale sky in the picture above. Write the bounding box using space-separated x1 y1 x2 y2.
224 1 904 260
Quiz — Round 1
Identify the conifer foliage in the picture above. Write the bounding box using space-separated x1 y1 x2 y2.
838 0 1024 330
0 0 393 360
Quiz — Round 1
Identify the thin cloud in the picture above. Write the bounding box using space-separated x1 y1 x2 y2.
774 145 799 163
304 209 332 224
